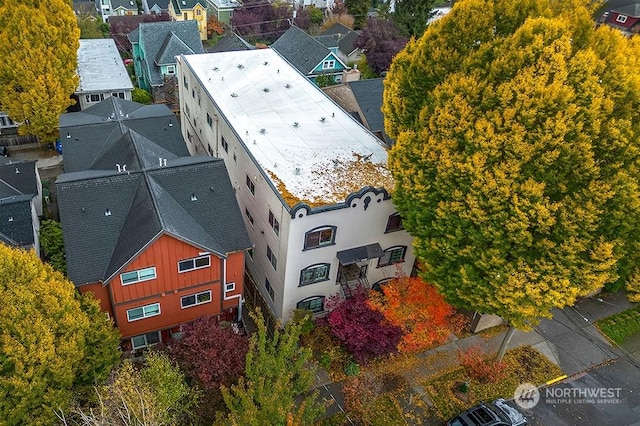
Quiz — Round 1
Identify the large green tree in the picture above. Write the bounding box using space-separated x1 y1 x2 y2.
393 0 437 38
219 310 324 425
0 0 79 142
383 0 640 353
0 245 120 425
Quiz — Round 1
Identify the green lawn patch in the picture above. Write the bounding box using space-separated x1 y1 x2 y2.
596 305 640 345
423 346 563 420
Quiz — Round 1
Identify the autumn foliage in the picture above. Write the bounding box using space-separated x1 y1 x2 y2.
369 276 466 353
458 345 506 384
326 289 402 363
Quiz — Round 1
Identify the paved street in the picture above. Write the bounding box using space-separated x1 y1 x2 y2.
527 358 640 426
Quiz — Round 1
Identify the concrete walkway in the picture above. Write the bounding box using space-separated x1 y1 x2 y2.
312 292 638 423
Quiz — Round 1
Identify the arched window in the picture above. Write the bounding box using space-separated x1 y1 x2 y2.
378 246 407 267
296 296 326 313
299 263 331 286
303 225 336 250
385 213 403 233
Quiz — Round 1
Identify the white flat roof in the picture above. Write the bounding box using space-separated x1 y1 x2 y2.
77 39 134 93
182 49 393 207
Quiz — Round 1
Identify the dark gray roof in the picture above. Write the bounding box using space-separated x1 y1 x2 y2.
59 97 188 173
57 156 252 286
349 78 394 147
320 23 352 36
207 32 255 53
111 0 138 10
170 0 204 12
146 0 169 10
315 30 360 56
615 2 640 15
0 161 38 198
271 26 332 75
137 21 203 86
0 195 35 248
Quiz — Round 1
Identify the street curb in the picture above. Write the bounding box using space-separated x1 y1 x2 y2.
545 375 568 386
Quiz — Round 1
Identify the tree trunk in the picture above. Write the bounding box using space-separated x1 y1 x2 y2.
496 325 516 362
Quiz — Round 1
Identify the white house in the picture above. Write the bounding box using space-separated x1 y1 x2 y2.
176 49 415 322
75 39 134 111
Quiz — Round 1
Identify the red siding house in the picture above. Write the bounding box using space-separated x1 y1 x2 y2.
56 98 251 352
600 1 640 35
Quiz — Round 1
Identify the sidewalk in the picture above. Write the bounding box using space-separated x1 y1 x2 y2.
312 292 637 423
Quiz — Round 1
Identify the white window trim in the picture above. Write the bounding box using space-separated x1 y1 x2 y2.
322 60 335 69
127 303 161 322
180 290 212 309
131 331 161 350
225 282 236 293
166 65 176 74
616 14 627 23
121 267 157 286
178 255 211 273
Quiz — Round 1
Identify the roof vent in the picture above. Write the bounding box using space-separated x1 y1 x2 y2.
66 132 71 139
285 83 291 88
231 92 238 97
263 61 268 65
105 209 112 217
129 0 134 5
260 128 266 134
363 153 373 161
263 87 270 92
181 0 186 4
293 122 299 127
213 67 219 71
8 216 13 222
168 121 173 127
237 64 244 69
294 167 300 175
320 117 326 122
15 168 19 174
190 193 197 201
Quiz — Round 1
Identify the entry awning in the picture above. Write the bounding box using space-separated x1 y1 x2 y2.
337 243 385 265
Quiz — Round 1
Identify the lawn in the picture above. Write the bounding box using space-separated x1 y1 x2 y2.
596 305 640 345
422 346 563 420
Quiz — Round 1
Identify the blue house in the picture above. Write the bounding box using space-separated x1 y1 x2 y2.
271 26 348 85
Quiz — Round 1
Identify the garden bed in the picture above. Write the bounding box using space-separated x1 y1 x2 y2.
422 346 563 420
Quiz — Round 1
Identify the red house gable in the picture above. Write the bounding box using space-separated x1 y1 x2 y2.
80 233 245 349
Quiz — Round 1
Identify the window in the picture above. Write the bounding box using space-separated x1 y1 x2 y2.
127 303 161 321
265 278 274 300
268 210 280 236
372 278 392 292
111 92 125 99
297 296 325 313
206 113 213 127
304 226 336 250
178 255 211 272
266 245 277 270
221 136 228 152
246 174 255 195
166 65 176 75
207 144 214 156
616 14 628 23
120 267 156 285
131 331 161 350
299 263 330 286
385 213 403 233
86 94 101 103
245 208 254 225
192 89 195 98
378 246 407 267
196 8 201 15
183 12 188 19
183 75 189 89
181 290 212 308
225 282 236 293
322 60 335 69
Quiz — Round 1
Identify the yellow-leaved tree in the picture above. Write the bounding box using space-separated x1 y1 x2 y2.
0 0 79 142
0 245 120 425
383 0 640 359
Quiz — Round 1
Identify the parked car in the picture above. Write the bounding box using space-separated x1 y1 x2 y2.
0 145 8 157
447 399 527 426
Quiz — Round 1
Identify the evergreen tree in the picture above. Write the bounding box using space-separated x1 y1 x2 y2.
383 0 640 357
0 0 80 142
219 309 324 425
393 0 437 38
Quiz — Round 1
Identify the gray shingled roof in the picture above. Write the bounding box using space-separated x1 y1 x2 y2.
271 26 333 75
207 32 255 53
315 30 360 56
0 195 35 248
137 21 204 86
170 0 204 12
112 0 138 10
59 97 188 173
0 161 38 197
349 78 394 147
319 23 352 36
57 156 252 286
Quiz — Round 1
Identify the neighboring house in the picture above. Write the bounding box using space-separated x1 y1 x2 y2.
0 112 18 136
322 78 394 147
96 0 138 22
599 0 640 34
74 39 133 111
57 97 251 352
0 159 42 256
316 23 362 65
271 26 349 85
177 49 415 323
293 0 334 9
109 14 172 53
206 32 254 53
130 20 204 103
73 0 98 16
143 0 170 14
168 0 208 40
206 0 242 24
